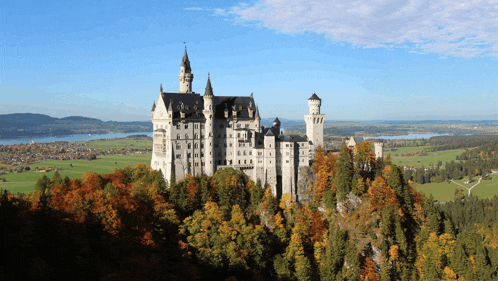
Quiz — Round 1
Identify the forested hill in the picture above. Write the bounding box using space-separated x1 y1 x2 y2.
0 113 152 139
3 144 498 280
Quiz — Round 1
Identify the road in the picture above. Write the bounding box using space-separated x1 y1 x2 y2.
451 177 482 197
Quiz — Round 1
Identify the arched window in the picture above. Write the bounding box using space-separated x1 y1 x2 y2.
250 159 253 164
195 133 199 139
243 151 246 156
176 144 181 149
177 134 180 140
188 143 191 149
185 134 189 139
244 160 247 164
238 133 240 138
238 151 241 156
194 143 198 149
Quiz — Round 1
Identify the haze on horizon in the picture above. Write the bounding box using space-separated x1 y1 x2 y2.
2 0 498 122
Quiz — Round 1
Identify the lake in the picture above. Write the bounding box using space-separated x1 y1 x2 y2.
0 132 153 146
364 133 450 140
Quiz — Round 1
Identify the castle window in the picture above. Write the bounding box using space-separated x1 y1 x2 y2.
239 106 242 110
229 143 232 147
194 134 198 139
195 124 198 129
188 143 191 149
177 106 181 110
176 144 181 149
177 124 181 129
179 101 183 104
176 154 181 159
237 124 241 128
187 153 191 158
249 151 252 155
201 153 204 157
250 160 253 164
185 134 189 139
196 101 199 104
177 134 180 140
245 124 249 128
243 151 246 156
238 151 241 156
201 143 204 148
244 160 247 164
238 133 240 138
238 160 241 164
194 143 198 149
185 124 188 129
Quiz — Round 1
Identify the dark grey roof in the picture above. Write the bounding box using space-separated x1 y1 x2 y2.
160 92 204 120
274 117 280 123
278 134 307 142
265 129 274 136
159 92 257 121
151 102 156 111
213 96 256 119
255 105 260 119
204 76 213 96
309 93 321 100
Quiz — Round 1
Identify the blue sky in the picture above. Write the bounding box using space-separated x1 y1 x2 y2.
1 0 498 121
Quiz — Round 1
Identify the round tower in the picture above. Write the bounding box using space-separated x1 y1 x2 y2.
203 74 215 175
304 93 325 150
178 47 194 93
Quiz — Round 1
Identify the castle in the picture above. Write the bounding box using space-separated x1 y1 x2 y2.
150 48 324 199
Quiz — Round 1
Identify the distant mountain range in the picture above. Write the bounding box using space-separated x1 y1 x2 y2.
0 113 152 139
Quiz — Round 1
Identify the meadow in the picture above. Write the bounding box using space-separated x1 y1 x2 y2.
0 153 152 194
387 146 464 167
414 173 498 202
79 137 152 150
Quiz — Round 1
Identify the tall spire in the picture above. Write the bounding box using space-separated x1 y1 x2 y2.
255 105 260 119
204 73 213 96
181 46 191 73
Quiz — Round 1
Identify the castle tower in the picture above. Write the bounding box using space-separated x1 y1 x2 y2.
178 47 194 93
304 93 325 150
374 141 384 160
203 75 215 175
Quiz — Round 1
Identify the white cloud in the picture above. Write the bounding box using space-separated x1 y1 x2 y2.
228 0 498 57
184 7 203 11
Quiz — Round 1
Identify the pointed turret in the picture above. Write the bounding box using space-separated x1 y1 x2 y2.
204 74 213 96
255 105 260 119
151 102 156 112
180 47 191 73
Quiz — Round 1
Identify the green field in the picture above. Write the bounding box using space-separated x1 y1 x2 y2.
0 153 152 194
414 173 498 202
388 147 464 167
78 137 152 150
